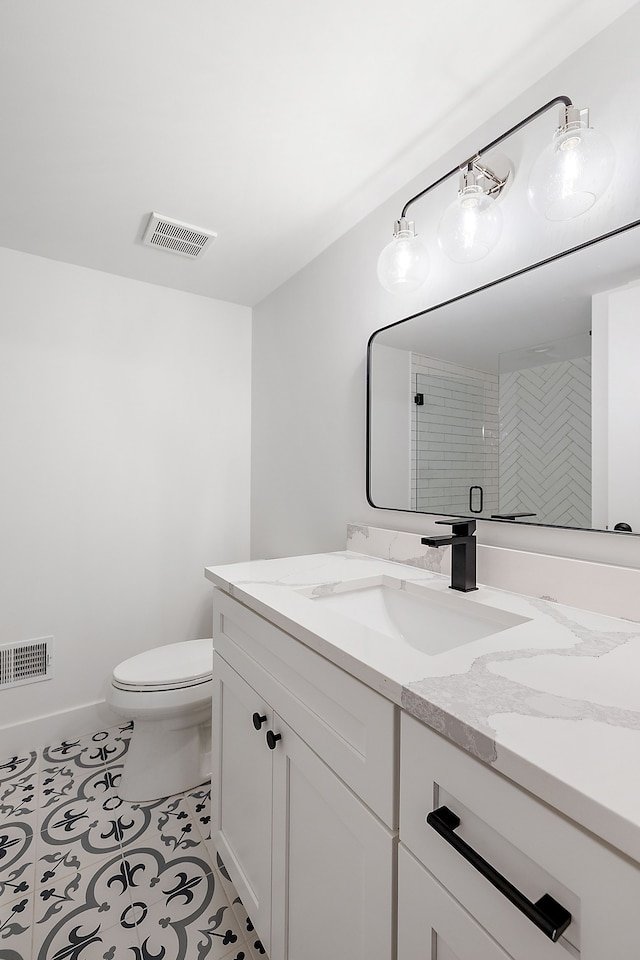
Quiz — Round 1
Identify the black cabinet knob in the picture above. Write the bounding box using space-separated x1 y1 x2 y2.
266 730 282 750
252 712 267 730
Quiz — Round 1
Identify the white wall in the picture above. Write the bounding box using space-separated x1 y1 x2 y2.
251 4 640 573
592 280 640 532
0 248 251 744
369 345 411 509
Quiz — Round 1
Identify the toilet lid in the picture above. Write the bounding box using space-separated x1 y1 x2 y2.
113 638 213 689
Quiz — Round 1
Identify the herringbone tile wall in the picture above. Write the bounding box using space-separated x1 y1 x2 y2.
498 357 591 527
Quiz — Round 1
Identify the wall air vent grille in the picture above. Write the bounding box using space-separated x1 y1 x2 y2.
142 213 217 259
0 637 53 689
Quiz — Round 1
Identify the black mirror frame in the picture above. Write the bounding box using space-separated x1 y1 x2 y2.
366 216 640 535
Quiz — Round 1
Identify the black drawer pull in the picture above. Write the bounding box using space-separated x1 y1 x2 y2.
426 806 571 942
266 730 282 750
252 712 267 730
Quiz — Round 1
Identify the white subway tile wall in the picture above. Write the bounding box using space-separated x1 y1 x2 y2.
411 354 499 517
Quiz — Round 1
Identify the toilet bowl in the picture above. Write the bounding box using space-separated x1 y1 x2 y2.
107 638 213 802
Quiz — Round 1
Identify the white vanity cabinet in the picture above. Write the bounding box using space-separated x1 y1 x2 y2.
211 588 397 960
207 567 640 960
399 712 640 960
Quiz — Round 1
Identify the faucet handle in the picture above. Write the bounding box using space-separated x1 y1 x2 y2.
435 518 476 537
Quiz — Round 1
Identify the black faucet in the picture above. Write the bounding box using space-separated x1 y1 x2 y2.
421 519 478 593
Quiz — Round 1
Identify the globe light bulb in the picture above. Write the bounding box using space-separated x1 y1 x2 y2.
528 107 615 221
377 218 429 293
438 181 503 263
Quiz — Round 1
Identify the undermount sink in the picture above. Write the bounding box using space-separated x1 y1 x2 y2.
301 576 528 656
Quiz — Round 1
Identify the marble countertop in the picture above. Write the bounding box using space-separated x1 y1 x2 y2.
205 550 640 863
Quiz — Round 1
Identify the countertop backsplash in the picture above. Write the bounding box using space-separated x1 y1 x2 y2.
347 523 640 622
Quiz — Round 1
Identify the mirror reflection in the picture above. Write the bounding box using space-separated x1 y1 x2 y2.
367 220 640 534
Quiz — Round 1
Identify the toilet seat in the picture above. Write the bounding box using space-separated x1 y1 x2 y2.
112 638 212 693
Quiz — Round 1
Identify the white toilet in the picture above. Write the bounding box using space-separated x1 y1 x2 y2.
107 638 213 802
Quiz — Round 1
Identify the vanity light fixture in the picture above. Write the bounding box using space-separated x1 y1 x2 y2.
527 105 615 221
437 159 507 263
377 95 615 293
376 217 430 293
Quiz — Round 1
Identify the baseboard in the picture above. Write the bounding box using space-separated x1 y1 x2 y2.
0 699 121 758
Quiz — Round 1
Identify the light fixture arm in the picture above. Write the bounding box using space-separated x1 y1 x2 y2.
459 157 509 198
400 95 573 220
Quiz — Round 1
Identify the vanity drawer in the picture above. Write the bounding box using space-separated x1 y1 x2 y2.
212 588 397 827
400 712 640 960
398 843 514 960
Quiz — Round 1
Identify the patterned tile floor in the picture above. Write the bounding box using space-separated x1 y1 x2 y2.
0 722 268 960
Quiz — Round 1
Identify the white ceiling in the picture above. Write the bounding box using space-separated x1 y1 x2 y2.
0 0 637 307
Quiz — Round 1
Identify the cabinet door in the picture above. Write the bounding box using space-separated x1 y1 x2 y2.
398 844 514 960
212 587 397 827
212 653 273 953
270 717 396 960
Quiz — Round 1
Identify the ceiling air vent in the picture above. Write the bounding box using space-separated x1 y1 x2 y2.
0 637 54 689
142 213 217 259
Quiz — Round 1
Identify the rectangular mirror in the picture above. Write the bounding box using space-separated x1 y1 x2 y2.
367 219 640 534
